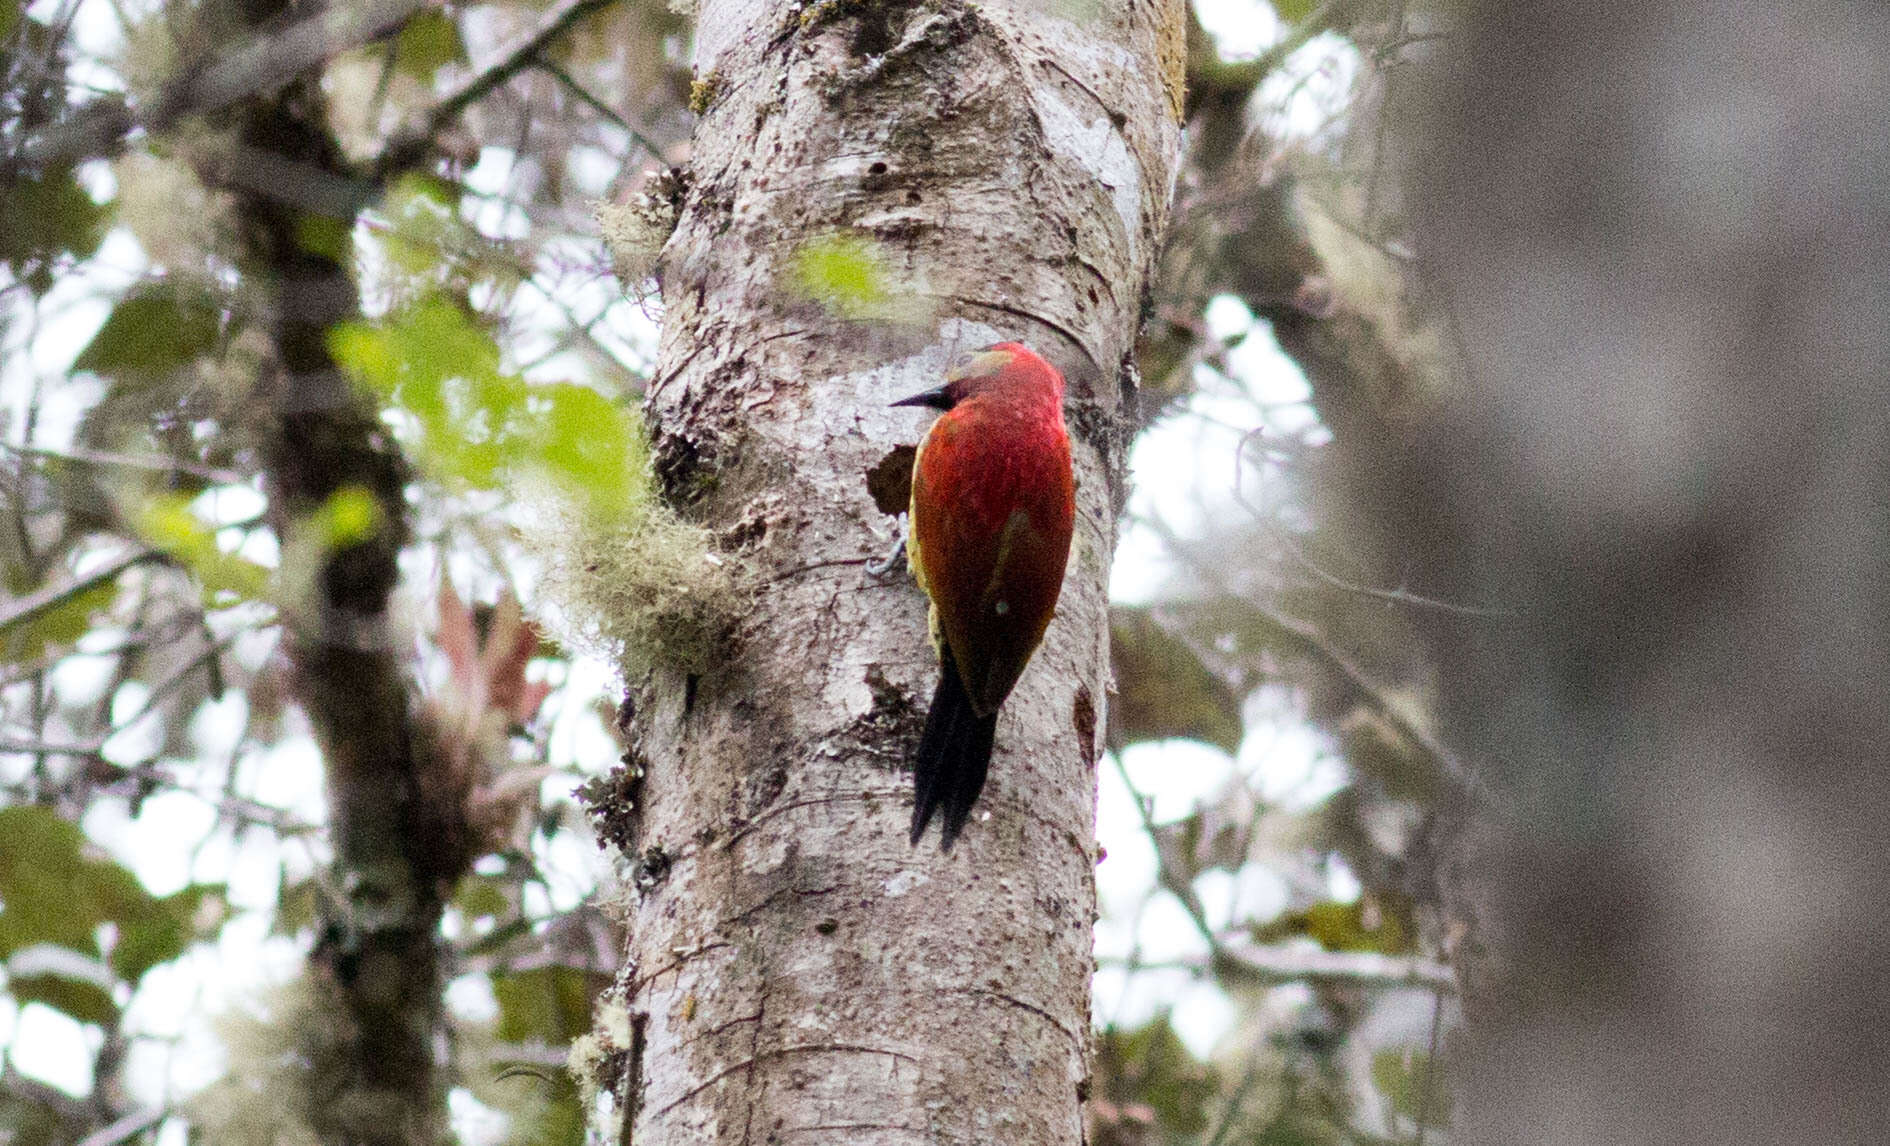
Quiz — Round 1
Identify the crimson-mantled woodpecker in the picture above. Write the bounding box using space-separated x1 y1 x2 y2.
893 343 1075 850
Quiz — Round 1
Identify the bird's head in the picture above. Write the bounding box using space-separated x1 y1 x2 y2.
891 342 1065 411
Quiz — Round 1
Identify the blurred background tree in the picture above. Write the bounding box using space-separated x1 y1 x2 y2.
0 0 1482 1141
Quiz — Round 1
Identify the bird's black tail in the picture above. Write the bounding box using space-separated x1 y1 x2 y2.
909 647 999 851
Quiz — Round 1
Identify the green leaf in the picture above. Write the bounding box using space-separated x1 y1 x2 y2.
789 234 900 320
1108 606 1244 753
332 292 645 520
1092 1017 1220 1137
132 493 269 603
454 875 511 924
0 165 107 285
531 382 639 518
295 212 353 261
273 878 321 937
492 965 598 1045
394 9 468 80
1 579 117 664
0 1079 68 1145
0 808 217 1022
1249 896 1412 954
7 947 119 1025
311 486 384 548
1270 0 1317 23
73 280 224 378
0 806 119 958
513 1090 585 1146
112 884 227 984
378 174 468 277
1371 1047 1451 1129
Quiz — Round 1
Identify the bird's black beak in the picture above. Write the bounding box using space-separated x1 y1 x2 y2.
890 384 954 411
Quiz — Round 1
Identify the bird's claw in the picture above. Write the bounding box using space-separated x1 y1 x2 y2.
865 535 907 579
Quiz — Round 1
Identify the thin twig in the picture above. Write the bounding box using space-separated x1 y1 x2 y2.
1249 0 1353 79
1233 425 1510 618
1364 0 1408 236
381 0 619 173
3 441 248 485
1140 513 1488 800
12 0 437 171
1219 937 1455 993
1413 985 1445 1144
1111 752 1221 953
75 1107 165 1146
0 547 161 635
533 55 666 160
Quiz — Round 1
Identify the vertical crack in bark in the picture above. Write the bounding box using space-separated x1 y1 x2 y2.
622 1010 650 1144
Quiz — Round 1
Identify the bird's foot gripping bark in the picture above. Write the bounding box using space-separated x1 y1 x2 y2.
864 531 907 579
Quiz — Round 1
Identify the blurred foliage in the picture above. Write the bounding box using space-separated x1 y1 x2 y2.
789 232 928 323
1250 894 1414 955
133 493 270 603
1109 605 1244 753
72 280 226 381
0 805 226 1025
333 294 643 520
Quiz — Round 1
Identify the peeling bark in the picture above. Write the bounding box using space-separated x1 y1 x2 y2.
606 0 1183 1140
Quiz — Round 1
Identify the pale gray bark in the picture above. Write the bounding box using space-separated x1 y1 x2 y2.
605 0 1183 1141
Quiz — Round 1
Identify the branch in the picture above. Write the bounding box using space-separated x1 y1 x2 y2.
1218 936 1455 992
11 0 436 171
0 546 160 636
75 1107 166 1146
533 54 666 160
1140 513 1488 800
1232 426 1511 618
3 442 247 485
1193 0 1354 95
377 0 620 174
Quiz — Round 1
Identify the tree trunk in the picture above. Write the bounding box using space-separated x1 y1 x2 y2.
1395 2 1890 1141
605 0 1183 1141
210 2 444 1139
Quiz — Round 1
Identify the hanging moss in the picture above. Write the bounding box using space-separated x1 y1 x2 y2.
530 494 750 678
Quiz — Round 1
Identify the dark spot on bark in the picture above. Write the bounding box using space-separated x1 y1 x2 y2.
684 673 699 715
722 514 767 549
1072 684 1099 765
865 663 913 715
614 692 636 736
866 444 916 515
869 160 888 175
632 844 672 891
1075 1075 1091 1102
906 189 922 205
1108 108 1126 128
815 918 839 935
1086 285 1100 305
653 428 714 505
850 5 902 56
